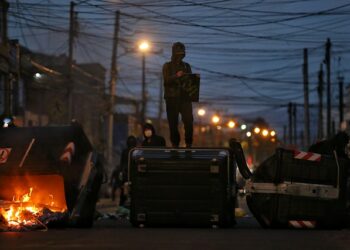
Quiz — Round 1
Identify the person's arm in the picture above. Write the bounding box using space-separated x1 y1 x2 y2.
185 63 192 74
163 63 181 86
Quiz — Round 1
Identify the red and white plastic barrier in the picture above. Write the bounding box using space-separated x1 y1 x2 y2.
60 142 75 164
294 150 321 162
288 220 316 229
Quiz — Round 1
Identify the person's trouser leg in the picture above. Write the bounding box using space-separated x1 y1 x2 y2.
166 100 180 146
180 101 193 146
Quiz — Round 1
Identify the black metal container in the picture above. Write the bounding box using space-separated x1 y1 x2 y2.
128 147 236 227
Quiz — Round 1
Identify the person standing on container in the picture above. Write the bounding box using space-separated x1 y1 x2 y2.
162 42 193 148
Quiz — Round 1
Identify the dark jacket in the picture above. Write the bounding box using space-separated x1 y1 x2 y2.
163 42 192 100
141 123 166 147
163 61 192 99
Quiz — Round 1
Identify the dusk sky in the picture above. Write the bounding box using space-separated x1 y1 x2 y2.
8 0 350 141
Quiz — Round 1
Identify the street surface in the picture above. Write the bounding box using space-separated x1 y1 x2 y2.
1 197 350 250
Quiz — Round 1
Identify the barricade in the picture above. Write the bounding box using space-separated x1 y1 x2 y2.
246 148 350 229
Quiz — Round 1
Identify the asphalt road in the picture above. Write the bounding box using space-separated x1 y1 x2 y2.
1 198 350 250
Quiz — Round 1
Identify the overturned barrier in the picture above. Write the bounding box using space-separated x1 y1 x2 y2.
246 148 350 229
0 125 103 231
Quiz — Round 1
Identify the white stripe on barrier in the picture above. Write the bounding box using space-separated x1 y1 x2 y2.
294 151 307 160
294 150 321 162
289 221 302 228
289 220 316 229
303 221 316 228
60 142 75 164
308 154 321 161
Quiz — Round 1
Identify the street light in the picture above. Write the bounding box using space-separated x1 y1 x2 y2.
139 41 149 51
34 73 42 79
138 40 150 124
197 108 206 145
227 120 235 128
262 129 269 137
254 127 260 134
197 108 206 116
246 131 252 137
212 115 220 124
270 130 276 137
211 115 220 146
241 124 247 130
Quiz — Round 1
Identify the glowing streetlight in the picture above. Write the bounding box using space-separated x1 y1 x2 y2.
270 130 276 137
197 108 206 145
254 127 260 134
227 120 235 128
241 124 247 130
246 131 252 137
138 41 150 52
262 129 269 137
197 108 206 116
212 115 220 124
34 73 42 79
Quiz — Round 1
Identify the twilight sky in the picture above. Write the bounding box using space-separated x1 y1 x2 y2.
7 0 350 142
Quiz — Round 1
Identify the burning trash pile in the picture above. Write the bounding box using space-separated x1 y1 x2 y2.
0 187 68 232
0 125 104 232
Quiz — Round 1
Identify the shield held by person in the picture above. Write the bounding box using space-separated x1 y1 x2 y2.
181 74 200 102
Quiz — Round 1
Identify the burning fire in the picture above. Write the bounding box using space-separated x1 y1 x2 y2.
0 187 65 230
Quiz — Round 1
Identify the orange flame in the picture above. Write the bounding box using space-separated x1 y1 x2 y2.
1 187 61 228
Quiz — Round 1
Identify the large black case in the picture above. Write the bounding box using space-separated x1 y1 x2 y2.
128 148 236 227
246 148 350 229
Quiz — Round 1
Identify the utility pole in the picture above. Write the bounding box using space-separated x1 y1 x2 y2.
157 76 163 133
303 48 310 147
317 63 324 140
338 75 344 127
67 1 76 121
134 43 162 125
288 102 292 144
107 10 120 164
1 0 9 116
325 38 332 138
292 103 297 146
337 57 344 128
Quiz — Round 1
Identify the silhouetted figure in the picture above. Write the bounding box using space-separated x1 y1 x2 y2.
118 135 137 206
163 42 193 148
308 132 350 159
110 166 122 202
141 123 166 147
